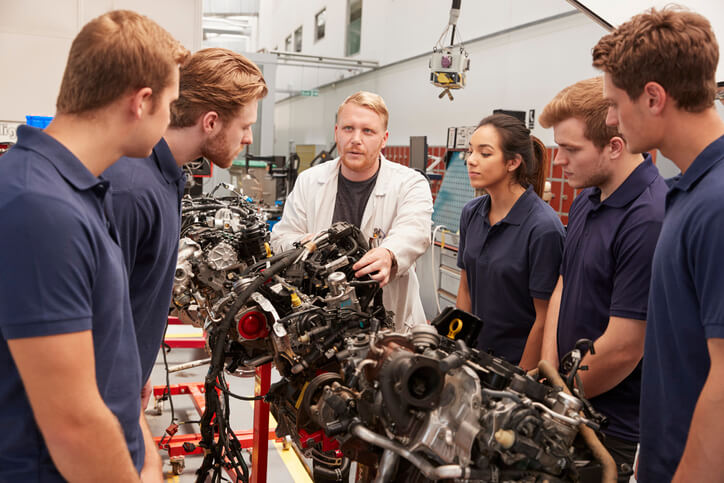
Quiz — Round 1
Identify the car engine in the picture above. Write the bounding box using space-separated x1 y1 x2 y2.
172 193 615 483
172 185 270 330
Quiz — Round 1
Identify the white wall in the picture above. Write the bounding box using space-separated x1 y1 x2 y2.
0 0 202 123
575 0 724 80
259 0 577 99
272 11 608 154
259 0 574 64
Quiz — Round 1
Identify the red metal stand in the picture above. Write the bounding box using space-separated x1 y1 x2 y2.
251 363 272 483
153 364 279 480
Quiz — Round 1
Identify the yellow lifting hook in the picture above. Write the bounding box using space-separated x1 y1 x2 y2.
447 318 463 340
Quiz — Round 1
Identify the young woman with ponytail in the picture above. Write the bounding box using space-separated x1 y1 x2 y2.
455 113 564 370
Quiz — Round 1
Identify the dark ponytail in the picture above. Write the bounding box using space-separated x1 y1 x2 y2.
477 113 548 198
530 135 549 198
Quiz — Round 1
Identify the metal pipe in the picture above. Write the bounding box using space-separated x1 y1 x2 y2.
350 424 469 480
531 402 580 426
537 360 617 483
374 449 399 483
167 358 211 373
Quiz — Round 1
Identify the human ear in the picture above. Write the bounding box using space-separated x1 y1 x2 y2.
507 154 522 172
380 130 389 150
644 82 666 115
201 111 220 134
130 87 153 119
609 136 625 158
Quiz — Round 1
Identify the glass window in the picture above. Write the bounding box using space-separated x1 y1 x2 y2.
346 0 362 56
294 26 303 52
315 8 326 41
285 35 292 52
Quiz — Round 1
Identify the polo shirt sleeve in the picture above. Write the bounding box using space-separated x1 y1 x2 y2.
610 215 663 321
528 222 564 300
457 200 475 269
110 189 151 276
0 194 94 339
691 204 724 339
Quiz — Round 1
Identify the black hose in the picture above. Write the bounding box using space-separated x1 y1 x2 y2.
196 247 303 482
161 322 175 423
312 457 351 482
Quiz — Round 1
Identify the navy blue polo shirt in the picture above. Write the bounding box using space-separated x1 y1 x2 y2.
103 138 185 384
458 185 565 364
639 135 724 482
557 155 666 442
0 126 144 480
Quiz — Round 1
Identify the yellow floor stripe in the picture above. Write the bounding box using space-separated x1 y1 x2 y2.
251 403 313 482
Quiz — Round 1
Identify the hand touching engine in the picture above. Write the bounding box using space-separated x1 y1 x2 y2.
353 247 397 287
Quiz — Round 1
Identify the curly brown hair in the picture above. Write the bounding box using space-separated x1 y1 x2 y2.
170 48 267 128
592 7 718 112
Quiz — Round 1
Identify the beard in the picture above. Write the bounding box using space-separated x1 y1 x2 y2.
201 128 240 169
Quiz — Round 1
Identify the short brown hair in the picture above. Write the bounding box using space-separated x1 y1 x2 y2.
56 10 189 115
338 91 389 129
170 48 268 128
539 77 620 149
592 7 718 112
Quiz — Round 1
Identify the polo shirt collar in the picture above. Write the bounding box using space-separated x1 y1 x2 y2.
588 153 657 208
152 137 184 184
16 125 103 192
670 134 724 193
478 184 536 226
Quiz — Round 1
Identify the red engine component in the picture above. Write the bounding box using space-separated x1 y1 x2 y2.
237 310 269 340
297 428 341 453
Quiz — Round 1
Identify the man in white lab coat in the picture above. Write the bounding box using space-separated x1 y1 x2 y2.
271 91 433 331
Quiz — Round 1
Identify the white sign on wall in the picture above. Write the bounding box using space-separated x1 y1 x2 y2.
0 121 22 143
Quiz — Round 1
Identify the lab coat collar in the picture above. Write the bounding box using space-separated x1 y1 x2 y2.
319 155 391 197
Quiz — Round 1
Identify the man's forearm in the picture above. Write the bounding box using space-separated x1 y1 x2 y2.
9 333 141 483
540 278 562 367
673 349 724 482
576 318 645 398
44 405 140 482
139 411 163 482
519 318 544 371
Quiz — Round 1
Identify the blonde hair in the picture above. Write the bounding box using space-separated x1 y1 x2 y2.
56 10 189 114
337 91 389 129
539 77 621 149
592 7 718 112
170 48 268 128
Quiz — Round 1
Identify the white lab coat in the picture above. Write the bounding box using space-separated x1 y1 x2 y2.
271 155 433 331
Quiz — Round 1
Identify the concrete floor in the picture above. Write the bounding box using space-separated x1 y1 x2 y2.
145 345 314 483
